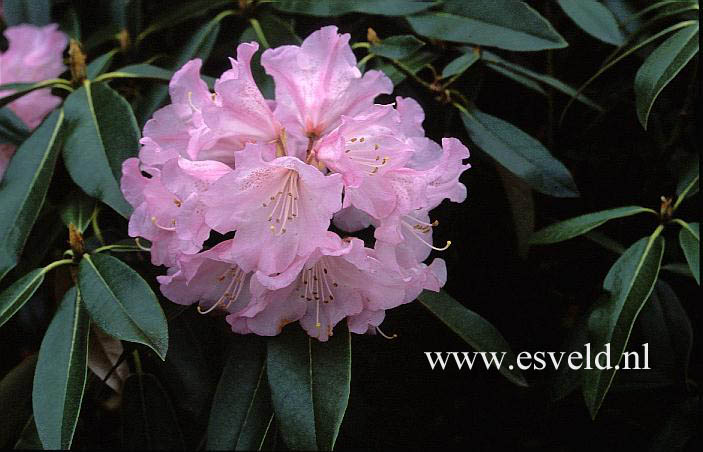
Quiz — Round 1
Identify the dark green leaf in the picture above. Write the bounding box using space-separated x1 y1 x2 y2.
557 0 625 45
122 373 185 450
549 311 590 401
481 50 603 111
0 269 44 328
86 50 119 80
273 0 439 16
418 290 528 387
136 0 232 41
59 190 95 234
159 310 219 446
267 325 351 450
583 233 665 419
78 253 168 359
530 206 654 245
2 0 51 26
0 355 37 448
0 111 64 282
460 108 579 197
33 287 89 450
441 48 480 78
207 336 273 450
376 50 437 85
97 64 175 83
310 324 350 450
0 107 30 146
371 35 425 60
135 11 230 125
678 222 699 284
13 416 42 450
407 0 567 51
675 153 699 198
58 3 82 40
62 81 138 218
0 80 71 109
635 23 699 129
635 280 692 387
484 63 546 94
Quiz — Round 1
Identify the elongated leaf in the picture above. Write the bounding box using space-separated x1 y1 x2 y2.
267 325 351 450
371 35 425 60
62 81 138 218
0 355 37 448
2 0 51 26
59 189 95 234
0 80 71 109
273 0 438 16
0 110 64 282
86 50 119 80
442 48 480 78
407 0 567 51
137 0 232 41
636 280 693 387
484 63 546 94
13 416 42 450
584 233 665 419
418 290 528 387
122 373 185 450
557 0 625 45
0 107 30 145
0 269 44 329
460 108 579 197
33 287 89 450
207 336 273 450
481 50 603 111
678 222 699 284
376 50 438 85
675 153 699 198
78 253 168 359
135 11 229 125
310 325 350 450
97 64 175 83
561 20 696 122
530 206 654 245
635 23 699 129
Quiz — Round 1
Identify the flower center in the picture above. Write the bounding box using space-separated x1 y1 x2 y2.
345 137 389 175
262 170 300 235
198 266 246 314
296 258 338 328
401 215 451 251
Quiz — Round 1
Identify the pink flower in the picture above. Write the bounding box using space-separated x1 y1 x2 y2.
0 23 67 179
203 143 343 274
228 233 406 341
158 240 253 315
261 25 392 140
121 156 231 266
138 59 215 168
374 138 470 245
121 26 472 341
201 43 282 155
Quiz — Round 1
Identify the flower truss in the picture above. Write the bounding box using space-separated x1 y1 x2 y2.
121 26 471 341
0 23 67 179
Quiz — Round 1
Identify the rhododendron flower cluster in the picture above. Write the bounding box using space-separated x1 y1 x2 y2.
0 23 67 179
121 26 470 341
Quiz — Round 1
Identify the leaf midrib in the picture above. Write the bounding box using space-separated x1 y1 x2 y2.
83 255 157 351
